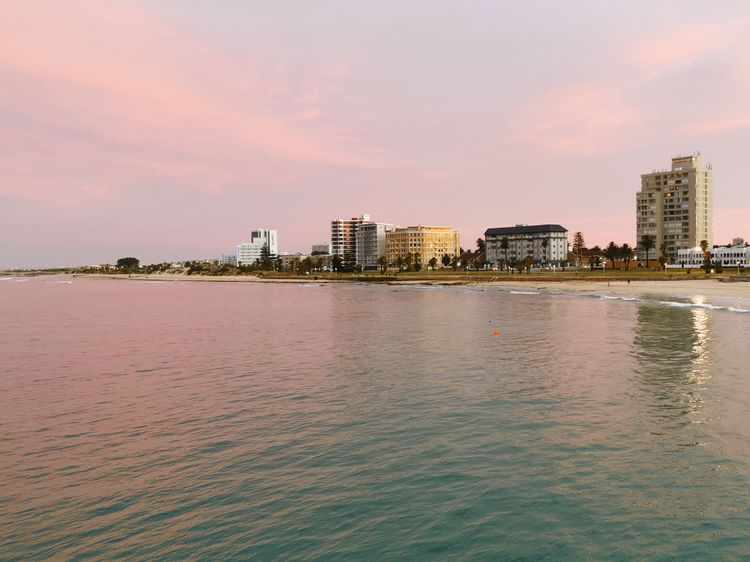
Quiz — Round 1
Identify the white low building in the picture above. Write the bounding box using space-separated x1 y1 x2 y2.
237 228 278 266
671 245 750 268
219 254 237 266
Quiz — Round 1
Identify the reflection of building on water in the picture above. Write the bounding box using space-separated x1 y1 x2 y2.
632 297 712 421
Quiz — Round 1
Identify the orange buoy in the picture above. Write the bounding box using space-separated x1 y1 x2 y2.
493 330 500 337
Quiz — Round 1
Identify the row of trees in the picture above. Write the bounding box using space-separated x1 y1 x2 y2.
579 234 719 272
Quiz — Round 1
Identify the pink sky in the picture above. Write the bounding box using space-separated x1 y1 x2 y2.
1 1 749 267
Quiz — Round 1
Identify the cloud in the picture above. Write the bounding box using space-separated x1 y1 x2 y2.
0 1 386 206
505 81 648 155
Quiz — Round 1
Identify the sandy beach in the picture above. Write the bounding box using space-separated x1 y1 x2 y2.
67 273 750 300
489 279 750 299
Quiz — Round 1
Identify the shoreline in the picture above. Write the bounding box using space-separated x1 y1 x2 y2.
65 273 750 300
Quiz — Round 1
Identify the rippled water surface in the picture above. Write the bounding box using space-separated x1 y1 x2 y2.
2 276 750 560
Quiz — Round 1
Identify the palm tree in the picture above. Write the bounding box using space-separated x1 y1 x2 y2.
640 234 656 268
441 253 451 268
541 238 548 265
475 239 486 270
604 241 619 270
700 239 711 271
500 238 510 270
404 252 413 271
428 256 438 271
620 243 633 270
377 255 388 274
476 238 486 259
659 241 669 270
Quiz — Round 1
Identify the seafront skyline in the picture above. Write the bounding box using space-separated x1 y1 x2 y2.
5 4 750 560
2 1 750 268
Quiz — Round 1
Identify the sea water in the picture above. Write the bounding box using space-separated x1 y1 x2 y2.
2 276 750 560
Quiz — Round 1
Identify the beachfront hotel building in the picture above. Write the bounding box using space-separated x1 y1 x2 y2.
484 224 568 267
356 222 397 269
331 214 370 262
637 153 713 262
237 228 278 266
385 226 460 267
672 244 750 269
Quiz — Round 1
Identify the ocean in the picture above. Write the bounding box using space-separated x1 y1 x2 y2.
2 276 750 560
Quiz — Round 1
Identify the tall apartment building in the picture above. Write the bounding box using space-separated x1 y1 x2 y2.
330 214 370 262
385 226 460 267
637 154 713 261
236 228 278 266
356 222 397 269
311 243 330 255
484 224 568 267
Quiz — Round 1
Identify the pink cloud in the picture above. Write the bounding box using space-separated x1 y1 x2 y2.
624 22 739 70
506 81 648 155
0 1 387 202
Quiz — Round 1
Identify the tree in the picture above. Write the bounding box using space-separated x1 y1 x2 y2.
403 252 414 271
500 238 510 269
620 243 633 270
541 238 549 265
522 255 533 273
413 252 422 271
703 250 714 273
700 240 712 272
572 232 585 265
332 254 343 273
377 255 388 274
604 242 619 270
476 238 486 265
461 249 474 270
301 257 312 273
659 241 669 270
442 253 451 268
259 243 276 271
640 234 656 268
451 255 459 271
395 255 405 271
116 257 140 270
428 256 438 270
342 251 357 273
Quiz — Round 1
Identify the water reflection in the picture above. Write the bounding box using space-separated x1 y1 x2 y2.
632 296 713 427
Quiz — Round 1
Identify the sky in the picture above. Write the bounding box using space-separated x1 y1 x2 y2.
1 0 749 267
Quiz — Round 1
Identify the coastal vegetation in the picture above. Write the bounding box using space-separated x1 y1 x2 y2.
58 234 745 281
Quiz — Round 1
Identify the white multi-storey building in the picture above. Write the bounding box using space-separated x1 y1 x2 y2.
356 222 397 269
236 228 278 266
331 214 370 262
485 224 568 267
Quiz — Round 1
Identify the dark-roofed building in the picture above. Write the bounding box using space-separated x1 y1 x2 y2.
484 224 568 267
